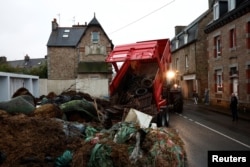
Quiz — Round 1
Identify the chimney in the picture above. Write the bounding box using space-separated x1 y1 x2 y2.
175 26 186 35
208 0 216 9
24 54 30 62
0 56 7 63
52 18 58 31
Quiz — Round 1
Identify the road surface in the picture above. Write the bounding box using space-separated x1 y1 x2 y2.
169 101 250 167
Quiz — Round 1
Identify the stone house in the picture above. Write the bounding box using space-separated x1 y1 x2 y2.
47 14 113 80
170 2 213 100
204 0 250 109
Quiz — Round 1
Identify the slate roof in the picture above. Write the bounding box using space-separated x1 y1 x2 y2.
47 14 113 48
47 27 86 47
171 9 210 51
8 58 46 68
88 15 101 26
204 0 250 33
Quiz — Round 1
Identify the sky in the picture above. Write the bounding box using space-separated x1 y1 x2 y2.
0 0 209 61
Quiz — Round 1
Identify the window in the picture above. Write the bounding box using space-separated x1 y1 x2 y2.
62 34 69 38
185 55 189 69
62 29 70 38
229 28 236 48
214 36 221 57
228 0 236 11
213 2 219 20
175 39 179 49
91 32 99 43
230 67 238 76
215 70 223 92
175 58 179 71
184 33 188 44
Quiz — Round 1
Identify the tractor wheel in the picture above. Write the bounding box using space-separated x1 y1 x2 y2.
135 88 148 96
173 93 183 113
157 108 170 127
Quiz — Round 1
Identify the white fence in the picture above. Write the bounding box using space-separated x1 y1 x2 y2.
0 72 39 101
0 72 109 102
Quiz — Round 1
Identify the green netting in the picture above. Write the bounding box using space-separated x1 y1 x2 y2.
54 150 73 167
87 143 113 167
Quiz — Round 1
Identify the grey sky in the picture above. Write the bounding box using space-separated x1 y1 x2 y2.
0 0 208 61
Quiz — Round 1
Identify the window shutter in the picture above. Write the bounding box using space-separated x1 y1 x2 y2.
230 79 233 93
246 69 250 79
229 30 233 48
214 38 217 58
246 69 250 94
221 72 224 92
214 73 217 92
247 83 250 94
219 40 222 56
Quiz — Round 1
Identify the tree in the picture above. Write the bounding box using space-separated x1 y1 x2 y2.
0 61 48 78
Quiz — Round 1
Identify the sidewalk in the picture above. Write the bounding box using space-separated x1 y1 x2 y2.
184 100 250 122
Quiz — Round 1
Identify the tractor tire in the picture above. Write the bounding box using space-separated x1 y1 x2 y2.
157 108 170 127
141 78 153 88
135 88 148 96
173 94 183 113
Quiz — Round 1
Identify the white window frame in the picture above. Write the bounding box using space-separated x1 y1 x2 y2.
184 33 188 44
175 39 179 49
185 55 189 68
228 0 236 11
216 36 221 57
216 70 223 92
213 2 219 20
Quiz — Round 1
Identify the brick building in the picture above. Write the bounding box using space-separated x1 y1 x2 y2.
47 14 113 80
170 5 213 100
204 0 250 109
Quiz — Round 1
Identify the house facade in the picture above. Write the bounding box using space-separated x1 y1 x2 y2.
170 7 213 100
204 0 250 109
47 14 113 80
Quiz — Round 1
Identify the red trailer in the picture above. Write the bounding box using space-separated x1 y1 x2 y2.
106 39 182 126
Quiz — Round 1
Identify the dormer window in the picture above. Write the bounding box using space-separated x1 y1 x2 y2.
175 39 179 49
213 1 228 20
213 2 219 20
228 0 235 11
91 32 99 43
184 33 188 44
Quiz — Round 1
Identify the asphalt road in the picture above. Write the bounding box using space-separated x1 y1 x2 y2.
169 101 250 167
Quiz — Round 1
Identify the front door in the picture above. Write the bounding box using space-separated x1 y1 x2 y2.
233 78 238 96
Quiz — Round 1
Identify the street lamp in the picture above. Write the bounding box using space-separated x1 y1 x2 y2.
166 70 180 90
166 71 175 80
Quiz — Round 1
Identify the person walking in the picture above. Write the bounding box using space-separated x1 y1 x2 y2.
230 93 238 121
193 91 198 104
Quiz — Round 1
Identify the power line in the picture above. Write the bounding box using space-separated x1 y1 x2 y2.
108 0 175 35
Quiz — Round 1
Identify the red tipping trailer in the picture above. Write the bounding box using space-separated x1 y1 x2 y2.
106 39 182 127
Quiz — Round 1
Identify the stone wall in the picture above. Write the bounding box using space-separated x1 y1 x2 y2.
207 13 250 107
47 47 77 79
